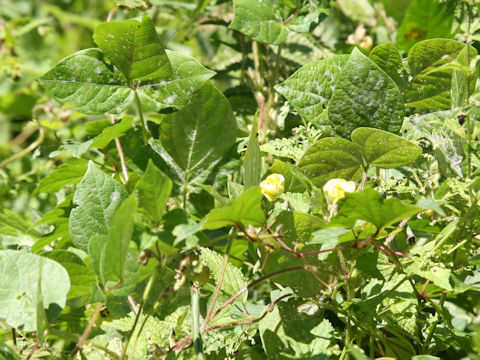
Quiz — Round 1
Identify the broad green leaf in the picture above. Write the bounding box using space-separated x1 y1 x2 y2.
452 46 478 108
297 137 363 187
137 49 216 111
244 118 262 188
203 187 265 230
200 247 248 302
158 82 237 180
69 161 128 250
33 159 88 195
351 127 422 168
405 39 473 109
44 250 95 308
369 42 407 89
93 16 171 84
38 48 214 114
259 298 334 358
381 0 413 22
100 195 138 285
275 55 348 124
91 116 133 148
37 48 133 115
396 0 454 52
0 209 41 239
268 160 309 193
327 48 404 137
331 188 422 228
411 258 452 290
309 227 351 245
0 250 70 331
135 160 172 222
229 0 288 45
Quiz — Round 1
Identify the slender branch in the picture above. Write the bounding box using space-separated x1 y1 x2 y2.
0 126 45 169
110 115 129 184
119 302 144 360
71 303 103 358
201 232 234 331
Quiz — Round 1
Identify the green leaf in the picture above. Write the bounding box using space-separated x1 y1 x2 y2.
33 159 88 195
309 227 351 245
411 258 452 290
327 48 404 137
158 82 237 180
100 195 138 285
404 39 472 109
351 127 422 168
369 41 407 89
275 55 348 125
37 48 133 115
396 0 454 52
244 118 262 188
91 116 133 148
135 160 172 222
44 250 95 308
69 161 128 250
297 137 363 187
93 16 171 84
229 0 288 44
200 247 248 302
203 187 265 230
331 188 422 228
0 250 70 331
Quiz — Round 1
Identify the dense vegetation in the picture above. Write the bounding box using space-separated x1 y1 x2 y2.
1 0 480 359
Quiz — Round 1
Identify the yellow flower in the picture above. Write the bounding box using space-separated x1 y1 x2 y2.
260 174 285 202
323 178 356 202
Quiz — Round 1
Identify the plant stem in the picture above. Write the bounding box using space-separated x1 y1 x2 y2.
134 90 149 144
201 231 234 331
110 115 129 184
191 285 204 358
465 1 472 180
0 126 44 169
119 302 144 360
71 302 103 358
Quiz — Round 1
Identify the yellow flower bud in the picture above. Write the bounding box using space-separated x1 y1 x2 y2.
260 174 285 202
424 209 434 217
323 178 356 202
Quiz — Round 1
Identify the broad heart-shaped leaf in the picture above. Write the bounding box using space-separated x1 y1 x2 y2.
93 17 171 84
351 127 422 168
297 137 363 187
69 161 128 250
369 42 407 90
0 250 70 331
37 48 133 115
135 160 172 222
327 48 404 138
396 0 454 52
203 187 265 230
275 55 348 125
157 81 237 181
229 0 288 45
100 195 138 286
404 39 475 109
38 48 214 114
331 188 422 229
200 248 248 303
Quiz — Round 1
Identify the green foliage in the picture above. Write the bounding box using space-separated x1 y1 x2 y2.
2 1 480 359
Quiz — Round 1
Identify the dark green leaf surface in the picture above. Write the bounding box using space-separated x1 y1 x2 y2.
229 0 288 44
298 137 363 186
244 118 262 188
369 42 407 89
158 82 237 180
69 161 128 250
327 48 404 137
275 55 348 124
91 116 133 148
93 16 171 84
0 250 70 331
351 127 422 168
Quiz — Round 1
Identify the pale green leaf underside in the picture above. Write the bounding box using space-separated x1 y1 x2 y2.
275 55 348 124
327 48 404 137
229 0 288 44
38 49 214 114
0 250 70 331
69 161 128 250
